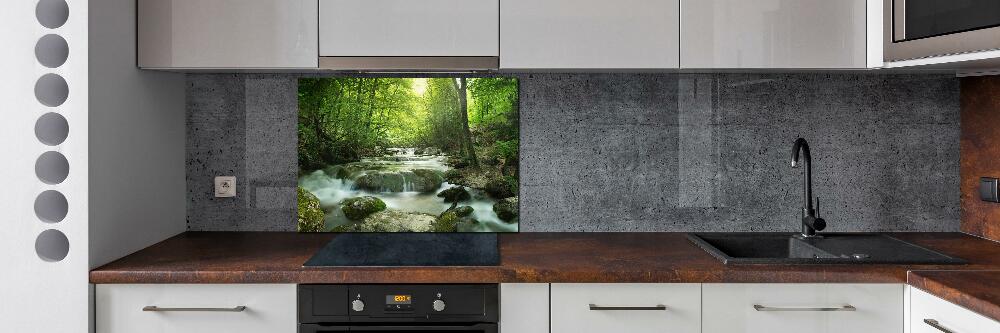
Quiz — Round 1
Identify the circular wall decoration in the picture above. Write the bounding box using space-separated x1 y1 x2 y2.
35 229 70 262
34 73 69 107
36 0 69 29
35 151 69 184
35 112 69 145
34 190 68 223
35 34 68 68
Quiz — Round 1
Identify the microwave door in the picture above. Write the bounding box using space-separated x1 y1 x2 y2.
885 0 1000 61
896 0 1000 42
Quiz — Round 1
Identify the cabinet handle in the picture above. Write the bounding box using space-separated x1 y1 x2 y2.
753 304 856 312
923 319 955 333
142 306 247 312
589 304 667 311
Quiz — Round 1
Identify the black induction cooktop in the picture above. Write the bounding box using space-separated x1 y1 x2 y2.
303 233 500 267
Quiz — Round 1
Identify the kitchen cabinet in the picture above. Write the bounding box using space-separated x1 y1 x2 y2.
137 0 318 69
909 286 1000 333
702 283 903 333
96 284 297 333
680 0 871 68
500 284 549 333
550 283 701 333
319 0 499 58
500 0 680 69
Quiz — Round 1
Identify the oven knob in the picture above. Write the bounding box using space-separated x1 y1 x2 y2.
432 299 446 312
351 299 365 312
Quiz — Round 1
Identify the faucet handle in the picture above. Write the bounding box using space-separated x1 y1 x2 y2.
815 196 820 218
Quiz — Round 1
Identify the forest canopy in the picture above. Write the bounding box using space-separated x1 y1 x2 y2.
298 77 518 170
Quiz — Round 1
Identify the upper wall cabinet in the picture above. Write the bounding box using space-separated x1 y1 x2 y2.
319 0 500 69
680 0 870 69
138 0 318 69
500 0 680 69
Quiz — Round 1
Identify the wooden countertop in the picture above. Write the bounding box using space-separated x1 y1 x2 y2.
91 232 1000 284
89 232 1000 321
908 270 1000 323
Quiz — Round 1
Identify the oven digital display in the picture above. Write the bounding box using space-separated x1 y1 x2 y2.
386 295 412 305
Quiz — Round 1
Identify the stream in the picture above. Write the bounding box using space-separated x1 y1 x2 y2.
299 148 518 232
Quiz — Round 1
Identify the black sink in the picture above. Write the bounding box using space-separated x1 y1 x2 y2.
687 233 966 265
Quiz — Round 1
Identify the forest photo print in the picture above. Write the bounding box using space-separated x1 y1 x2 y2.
297 77 519 232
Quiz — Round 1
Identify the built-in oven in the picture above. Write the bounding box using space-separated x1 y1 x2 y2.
885 0 1000 61
298 284 498 333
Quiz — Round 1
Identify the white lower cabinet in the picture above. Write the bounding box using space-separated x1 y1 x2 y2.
96 284 297 333
910 287 1000 333
500 283 549 333
702 283 904 333
550 283 701 333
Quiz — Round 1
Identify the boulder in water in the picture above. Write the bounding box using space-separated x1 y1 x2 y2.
411 169 444 192
332 210 436 232
448 205 474 217
341 196 386 220
493 196 519 222
433 207 477 232
355 169 443 192
297 187 325 232
437 186 471 203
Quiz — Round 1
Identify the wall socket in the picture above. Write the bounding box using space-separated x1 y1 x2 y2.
215 176 236 198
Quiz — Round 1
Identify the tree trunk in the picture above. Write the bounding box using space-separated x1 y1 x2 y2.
452 78 478 168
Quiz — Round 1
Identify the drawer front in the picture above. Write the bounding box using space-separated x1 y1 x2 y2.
551 283 701 333
703 283 903 333
96 284 297 333
910 287 1000 333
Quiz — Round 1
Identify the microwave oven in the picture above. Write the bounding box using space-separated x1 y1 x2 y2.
884 0 1000 62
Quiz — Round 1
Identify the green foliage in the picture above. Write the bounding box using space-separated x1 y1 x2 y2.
297 187 325 232
298 77 519 176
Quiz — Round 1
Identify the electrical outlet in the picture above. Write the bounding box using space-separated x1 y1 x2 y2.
215 176 236 198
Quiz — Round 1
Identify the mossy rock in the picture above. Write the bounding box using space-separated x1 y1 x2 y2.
484 177 517 199
334 210 436 232
341 196 386 220
432 211 460 232
493 196 519 222
449 205 474 217
297 187 325 232
410 169 444 192
355 170 443 192
437 186 471 203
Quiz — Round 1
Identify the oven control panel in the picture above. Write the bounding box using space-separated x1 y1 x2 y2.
299 284 498 323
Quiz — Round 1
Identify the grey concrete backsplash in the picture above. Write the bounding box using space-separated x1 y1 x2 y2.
186 73 960 232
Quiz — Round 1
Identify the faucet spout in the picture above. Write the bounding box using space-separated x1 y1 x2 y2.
791 138 825 237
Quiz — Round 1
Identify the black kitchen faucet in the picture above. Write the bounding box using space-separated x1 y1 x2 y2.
791 138 826 238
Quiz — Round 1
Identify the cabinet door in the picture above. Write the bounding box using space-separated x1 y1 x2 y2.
702 283 903 333
551 283 701 333
138 0 318 69
680 0 867 68
96 284 297 333
319 0 499 57
910 287 1000 333
500 284 548 333
501 0 680 69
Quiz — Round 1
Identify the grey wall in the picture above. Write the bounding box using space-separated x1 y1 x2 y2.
186 73 960 232
89 0 187 269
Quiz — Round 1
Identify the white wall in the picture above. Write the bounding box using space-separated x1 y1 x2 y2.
88 0 187 270
0 0 90 331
